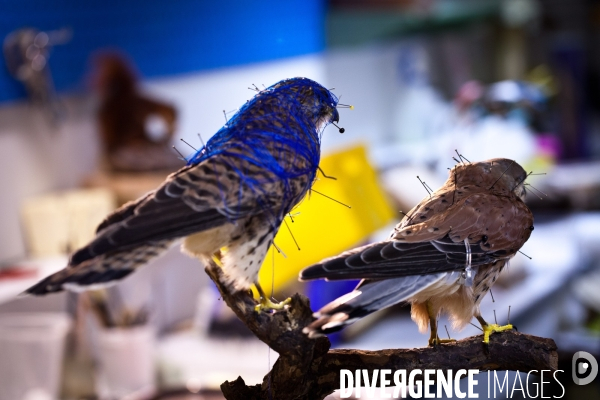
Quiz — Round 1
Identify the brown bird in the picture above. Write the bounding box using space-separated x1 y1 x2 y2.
300 158 534 345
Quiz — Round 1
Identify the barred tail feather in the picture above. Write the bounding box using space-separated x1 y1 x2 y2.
24 240 173 295
303 274 446 338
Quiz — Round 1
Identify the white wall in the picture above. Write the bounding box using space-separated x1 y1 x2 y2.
143 54 328 155
0 54 329 264
0 98 100 262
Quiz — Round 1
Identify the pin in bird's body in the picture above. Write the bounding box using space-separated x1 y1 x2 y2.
300 158 534 344
26 77 341 297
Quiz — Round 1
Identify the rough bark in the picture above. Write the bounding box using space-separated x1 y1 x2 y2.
205 262 558 400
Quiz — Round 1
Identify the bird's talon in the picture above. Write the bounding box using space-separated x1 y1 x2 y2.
482 323 513 343
428 337 456 347
255 296 292 312
482 342 490 355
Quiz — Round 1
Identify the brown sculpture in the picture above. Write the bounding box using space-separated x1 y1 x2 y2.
94 52 181 172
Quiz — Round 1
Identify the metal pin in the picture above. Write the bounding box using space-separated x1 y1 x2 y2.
515 171 533 189
494 310 498 324
525 183 548 198
197 133 206 148
518 250 532 259
331 122 345 133
172 146 186 161
417 176 432 198
180 138 197 151
310 189 351 208
447 167 458 205
469 322 483 332
272 241 281 253
283 219 300 251
287 211 300 223
270 249 276 286
524 187 543 201
445 325 451 339
398 210 415 225
455 150 471 163
507 306 511 324
405 212 417 225
490 289 495 303
455 151 466 165
223 109 238 124
489 160 515 190
272 242 287 259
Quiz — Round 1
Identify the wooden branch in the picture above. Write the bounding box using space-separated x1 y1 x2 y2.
204 262 331 400
315 334 557 396
205 262 558 400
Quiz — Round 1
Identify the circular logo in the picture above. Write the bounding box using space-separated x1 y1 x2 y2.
572 351 598 385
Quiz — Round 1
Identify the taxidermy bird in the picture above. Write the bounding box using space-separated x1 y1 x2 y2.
26 77 344 310
300 158 534 344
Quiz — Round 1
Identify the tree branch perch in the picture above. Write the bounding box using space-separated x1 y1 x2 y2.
205 262 557 400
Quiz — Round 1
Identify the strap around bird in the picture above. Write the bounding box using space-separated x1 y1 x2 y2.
460 238 474 287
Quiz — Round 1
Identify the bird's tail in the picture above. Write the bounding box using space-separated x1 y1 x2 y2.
303 273 446 338
24 240 173 295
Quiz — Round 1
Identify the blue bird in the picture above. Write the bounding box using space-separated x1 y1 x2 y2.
26 77 342 309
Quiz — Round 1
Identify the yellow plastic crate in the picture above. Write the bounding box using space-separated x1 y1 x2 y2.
257 145 396 293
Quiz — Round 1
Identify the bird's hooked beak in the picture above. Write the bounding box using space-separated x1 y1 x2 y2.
331 108 345 133
332 108 340 124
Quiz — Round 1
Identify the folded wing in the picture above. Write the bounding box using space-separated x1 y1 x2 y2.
71 154 280 265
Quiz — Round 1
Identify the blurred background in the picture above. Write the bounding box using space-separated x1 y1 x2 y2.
1 0 599 399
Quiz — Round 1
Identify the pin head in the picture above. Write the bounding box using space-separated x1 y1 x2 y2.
332 122 345 133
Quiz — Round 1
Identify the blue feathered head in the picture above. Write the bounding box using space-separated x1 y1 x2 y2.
264 77 340 130
187 77 340 166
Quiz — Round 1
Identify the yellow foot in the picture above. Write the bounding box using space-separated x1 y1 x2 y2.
482 323 513 343
428 337 456 347
254 297 292 312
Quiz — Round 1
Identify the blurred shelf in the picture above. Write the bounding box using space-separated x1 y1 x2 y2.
157 331 272 391
0 257 67 305
328 0 501 47
84 170 170 204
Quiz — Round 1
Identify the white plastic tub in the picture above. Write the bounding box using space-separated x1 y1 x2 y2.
95 325 156 400
0 313 71 400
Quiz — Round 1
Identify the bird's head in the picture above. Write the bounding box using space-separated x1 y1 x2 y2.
492 158 528 200
449 158 528 200
269 77 344 133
